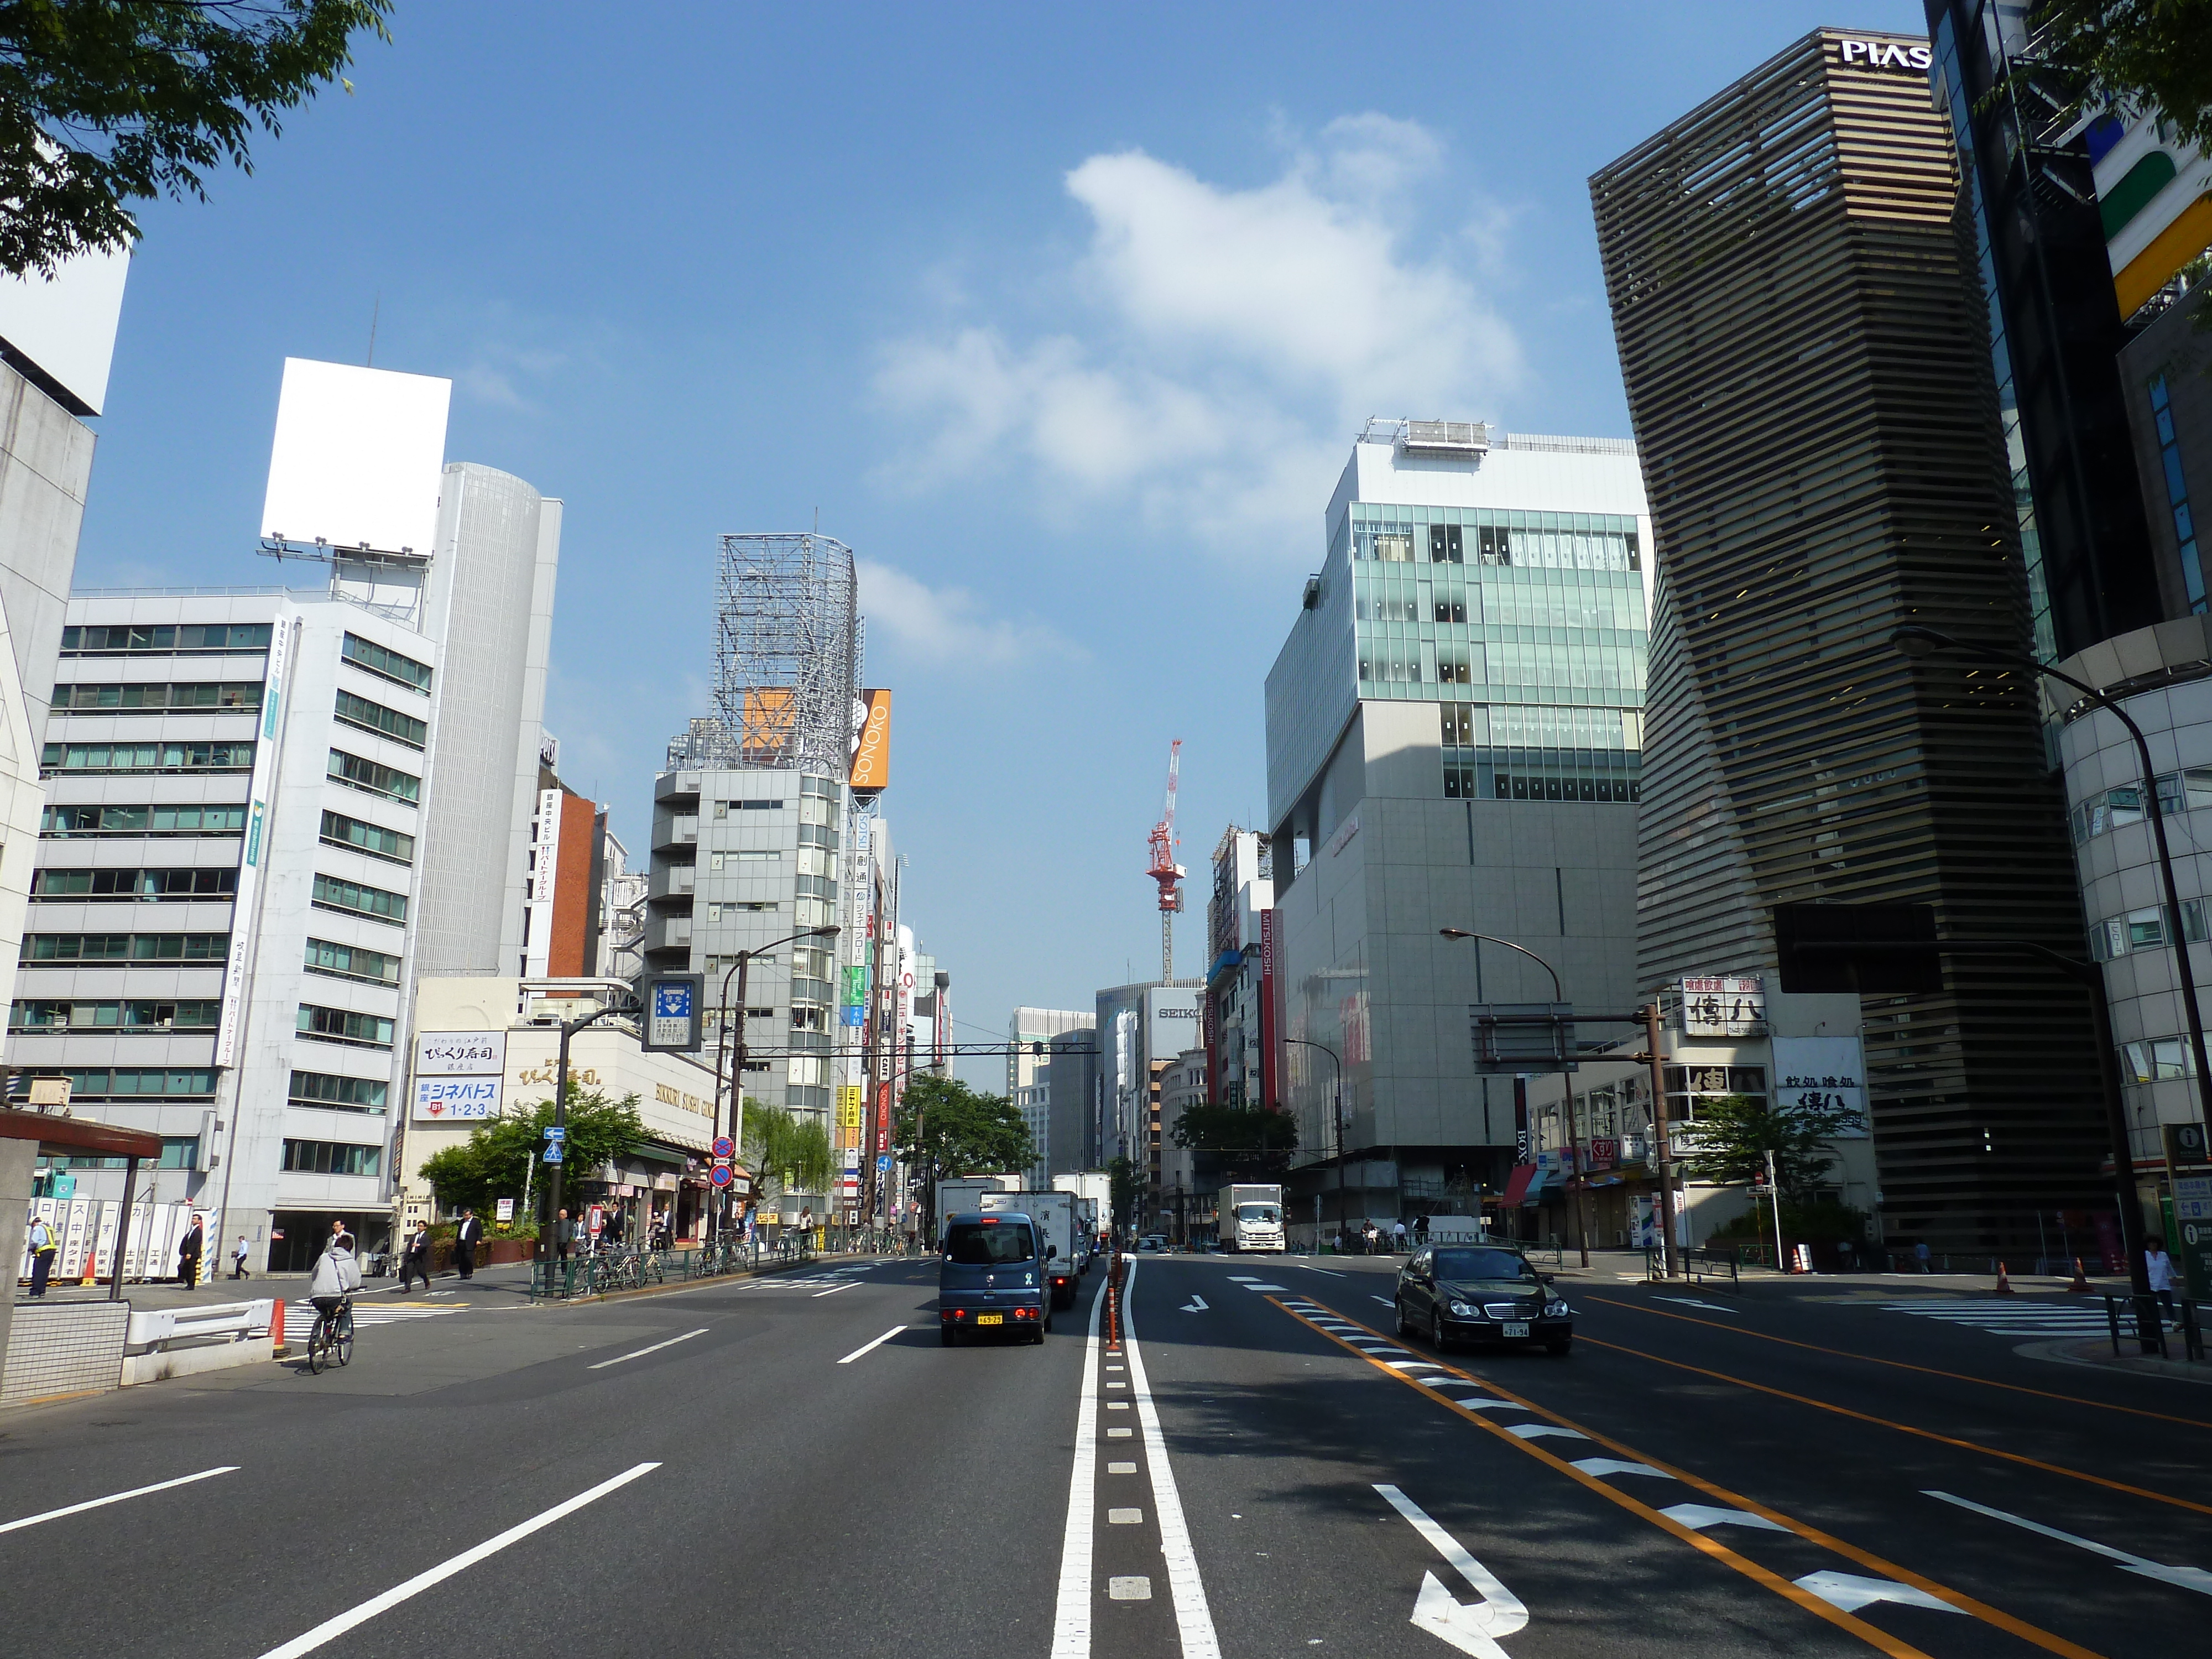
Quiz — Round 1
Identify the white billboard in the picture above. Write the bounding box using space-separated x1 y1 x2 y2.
413 1077 500 1122
0 240 129 415
415 1030 507 1076
259 358 450 557
1146 985 1202 1060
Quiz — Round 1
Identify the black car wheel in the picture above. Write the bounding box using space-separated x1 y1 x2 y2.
1395 1296 1413 1338
1431 1310 1451 1353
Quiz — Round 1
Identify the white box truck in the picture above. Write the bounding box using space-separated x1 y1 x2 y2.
978 1188 1083 1307
1218 1183 1286 1253
935 1174 1021 1232
1053 1172 1112 1258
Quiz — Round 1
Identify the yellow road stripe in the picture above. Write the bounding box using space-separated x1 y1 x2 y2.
1270 1297 2106 1659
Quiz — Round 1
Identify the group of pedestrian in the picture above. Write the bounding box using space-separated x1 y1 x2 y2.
396 1208 484 1290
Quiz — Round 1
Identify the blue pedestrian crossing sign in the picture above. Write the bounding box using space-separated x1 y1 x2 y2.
541 1145 564 1164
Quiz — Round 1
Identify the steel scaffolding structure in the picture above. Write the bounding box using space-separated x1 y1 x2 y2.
712 533 858 774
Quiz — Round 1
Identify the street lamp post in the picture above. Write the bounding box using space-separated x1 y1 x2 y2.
711 925 841 1246
1440 929 1592 1269
1285 1038 1343 1253
544 997 637 1279
1894 625 2209 1266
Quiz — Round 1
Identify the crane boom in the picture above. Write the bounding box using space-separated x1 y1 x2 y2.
1147 739 1185 982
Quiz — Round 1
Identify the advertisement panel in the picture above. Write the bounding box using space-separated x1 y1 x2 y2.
414 1078 500 1122
415 1031 507 1076
1259 909 1277 1110
1681 975 1765 1037
1770 1035 1870 1136
849 688 892 792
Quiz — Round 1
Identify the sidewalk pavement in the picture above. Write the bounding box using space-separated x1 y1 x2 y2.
14 1258 538 1310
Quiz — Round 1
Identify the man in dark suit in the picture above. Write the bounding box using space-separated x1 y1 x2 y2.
176 1214 204 1288
455 1208 483 1280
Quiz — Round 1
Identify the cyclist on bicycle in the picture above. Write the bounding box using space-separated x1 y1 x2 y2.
308 1229 363 1334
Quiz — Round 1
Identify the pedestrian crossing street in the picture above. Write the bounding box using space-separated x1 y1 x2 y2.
1877 1298 2114 1338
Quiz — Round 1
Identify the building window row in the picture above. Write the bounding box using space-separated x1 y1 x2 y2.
320 810 413 865
25 931 227 962
289 1069 389 1114
712 797 786 817
2149 376 2205 612
9 998 222 1032
1444 764 1640 803
1354 578 1646 633
296 1003 395 1050
2120 1037 2195 1083
341 631 433 693
709 849 781 869
799 821 838 851
2070 768 2212 843
1352 510 1641 573
51 681 263 712
13 1066 217 1099
32 867 237 901
304 937 401 986
44 1136 200 1170
41 740 254 775
281 1137 382 1177
2088 900 2212 962
333 687 427 749
41 802 248 838
1358 641 1645 693
706 901 777 920
61 622 272 656
328 748 419 804
311 873 407 925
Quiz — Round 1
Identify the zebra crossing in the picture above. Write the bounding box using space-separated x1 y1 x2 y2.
338 1303 469 1328
1875 1298 2115 1339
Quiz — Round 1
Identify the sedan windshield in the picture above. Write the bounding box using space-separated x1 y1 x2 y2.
1433 1248 1538 1284
945 1222 1036 1265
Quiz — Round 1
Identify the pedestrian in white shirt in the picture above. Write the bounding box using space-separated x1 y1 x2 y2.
2146 1237 2178 1319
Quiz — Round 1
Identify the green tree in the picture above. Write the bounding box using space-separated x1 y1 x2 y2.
1170 1102 1298 1177
893 1073 1034 1187
0 1 394 277
2032 2 2212 150
1106 1155 1138 1231
1672 1093 1861 1201
416 1083 645 1218
739 1099 833 1201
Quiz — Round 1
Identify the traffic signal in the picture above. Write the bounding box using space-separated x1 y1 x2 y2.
1773 902 1943 994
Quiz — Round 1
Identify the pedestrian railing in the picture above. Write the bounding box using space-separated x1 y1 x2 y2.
2101 1292 2206 1361
1646 1245 1742 1288
528 1239 813 1300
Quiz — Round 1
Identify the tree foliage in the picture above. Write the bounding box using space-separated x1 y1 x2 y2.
1671 1093 1861 1201
1170 1102 1298 1177
893 1073 1034 1186
1106 1155 1138 1230
416 1084 645 1218
2031 1 2212 150
740 1099 833 1200
0 1 394 277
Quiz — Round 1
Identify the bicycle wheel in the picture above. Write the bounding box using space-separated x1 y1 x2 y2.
335 1307 354 1368
307 1317 328 1374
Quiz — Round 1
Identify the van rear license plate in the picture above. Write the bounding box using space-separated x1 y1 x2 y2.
976 1313 1004 1326
1503 1322 1530 1338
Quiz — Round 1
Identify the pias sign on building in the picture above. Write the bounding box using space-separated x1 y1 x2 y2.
1835 38 1932 71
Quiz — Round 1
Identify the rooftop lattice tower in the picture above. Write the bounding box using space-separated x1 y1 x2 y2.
713 533 858 773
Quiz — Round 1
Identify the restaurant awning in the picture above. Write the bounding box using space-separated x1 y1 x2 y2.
1500 1164 1537 1207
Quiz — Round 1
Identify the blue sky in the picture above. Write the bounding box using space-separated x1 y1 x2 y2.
73 1 1926 1081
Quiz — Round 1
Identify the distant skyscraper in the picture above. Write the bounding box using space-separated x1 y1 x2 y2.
1593 27 2107 1250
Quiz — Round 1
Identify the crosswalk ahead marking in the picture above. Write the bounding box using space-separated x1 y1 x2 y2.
346 1306 467 1327
1877 1300 2112 1337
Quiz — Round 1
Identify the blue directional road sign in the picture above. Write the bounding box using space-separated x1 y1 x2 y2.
877 1155 894 1174
544 1125 566 1141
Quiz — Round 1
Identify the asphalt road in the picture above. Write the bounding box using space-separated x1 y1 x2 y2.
1 1253 2206 1658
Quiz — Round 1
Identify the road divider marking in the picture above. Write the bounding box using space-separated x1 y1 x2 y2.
0 1465 239 1535
1375 1483 1529 1659
254 1463 659 1658
1795 1573 1964 1616
1505 1424 1587 1441
1655 1296 1738 1313
1240 1284 1290 1292
1270 1295 2105 1659
1109 1577 1152 1601
1123 1260 1223 1659
1048 1274 1109 1659
586 1329 707 1370
1578 1330 2212 1519
1296 1263 1347 1276
836 1326 910 1365
1584 1293 2212 1431
1924 1490 2212 1596
1108 1508 1144 1524
1108 1462 1137 1474
1228 1276 1261 1283
810 1282 855 1298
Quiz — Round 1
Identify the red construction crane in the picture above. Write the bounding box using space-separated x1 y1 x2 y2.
1147 739 1185 983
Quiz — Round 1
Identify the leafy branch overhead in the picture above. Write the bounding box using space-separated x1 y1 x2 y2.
1670 1092 1861 1202
416 1084 645 1218
893 1073 1034 1183
2031 1 2212 150
0 0 394 277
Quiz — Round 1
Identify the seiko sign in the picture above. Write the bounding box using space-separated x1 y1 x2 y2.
1837 38 1932 71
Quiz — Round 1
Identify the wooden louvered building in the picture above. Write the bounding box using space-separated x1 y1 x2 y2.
1590 28 2110 1252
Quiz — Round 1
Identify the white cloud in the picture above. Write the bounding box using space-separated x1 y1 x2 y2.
873 116 1522 554
857 557 1073 667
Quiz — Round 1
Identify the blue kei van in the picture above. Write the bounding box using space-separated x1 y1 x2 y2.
938 1212 1054 1345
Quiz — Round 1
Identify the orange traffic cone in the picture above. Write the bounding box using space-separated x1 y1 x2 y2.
1994 1261 2015 1295
2068 1256 2094 1294
79 1246 99 1287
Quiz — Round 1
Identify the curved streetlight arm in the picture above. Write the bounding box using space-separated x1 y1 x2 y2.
1285 1038 1348 1246
1438 929 1563 1000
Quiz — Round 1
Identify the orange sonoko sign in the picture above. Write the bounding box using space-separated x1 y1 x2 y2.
850 689 892 792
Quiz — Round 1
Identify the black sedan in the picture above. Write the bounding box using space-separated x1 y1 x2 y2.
1394 1244 1573 1355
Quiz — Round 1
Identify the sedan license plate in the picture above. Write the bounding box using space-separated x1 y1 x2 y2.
976 1313 1004 1326
1503 1322 1530 1339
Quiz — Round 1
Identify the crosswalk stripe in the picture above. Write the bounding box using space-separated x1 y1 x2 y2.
1877 1301 2111 1337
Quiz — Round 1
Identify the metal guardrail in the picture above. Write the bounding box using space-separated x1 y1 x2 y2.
1644 1245 1741 1288
529 1240 814 1300
2103 1292 2206 1361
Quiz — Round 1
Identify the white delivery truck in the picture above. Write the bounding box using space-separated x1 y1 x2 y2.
935 1174 1022 1233
978 1188 1083 1307
1218 1183 1286 1253
1052 1172 1112 1258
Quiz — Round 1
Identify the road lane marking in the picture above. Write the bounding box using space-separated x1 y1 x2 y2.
1181 1295 1209 1312
1572 1458 1673 1479
1505 1424 1587 1441
1228 1276 1262 1282
1123 1261 1222 1658
1271 1296 2105 1659
1108 1508 1144 1524
1655 1296 1737 1313
1371 1296 1395 1307
1107 1427 1133 1438
1924 1490 2212 1596
1296 1263 1347 1276
1661 1504 1790 1533
810 1282 855 1297
1374 1484 1528 1658
1109 1577 1152 1600
1048 1274 1108 1659
0 1465 239 1535
1108 1462 1137 1474
1584 1293 2212 1431
1795 1573 1964 1616
835 1326 909 1365
254 1463 659 1658
586 1329 707 1369
1578 1331 2212 1519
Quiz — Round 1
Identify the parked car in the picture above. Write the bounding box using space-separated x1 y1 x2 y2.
1394 1243 1572 1355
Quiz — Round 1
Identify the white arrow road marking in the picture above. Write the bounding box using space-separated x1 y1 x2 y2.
1656 1296 1737 1313
1924 1490 2212 1596
1504 1424 1587 1441
1792 1572 1964 1615
1374 1484 1528 1659
1660 1504 1788 1533
1181 1295 1209 1312
1571 1458 1674 1479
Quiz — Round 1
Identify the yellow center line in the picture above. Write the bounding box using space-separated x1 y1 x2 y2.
1583 1292 2212 1431
1575 1329 2212 1520
1269 1296 2106 1659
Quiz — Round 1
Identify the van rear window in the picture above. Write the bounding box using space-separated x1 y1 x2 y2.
946 1222 1036 1265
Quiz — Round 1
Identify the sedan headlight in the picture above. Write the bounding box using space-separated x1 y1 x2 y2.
1448 1300 1476 1317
